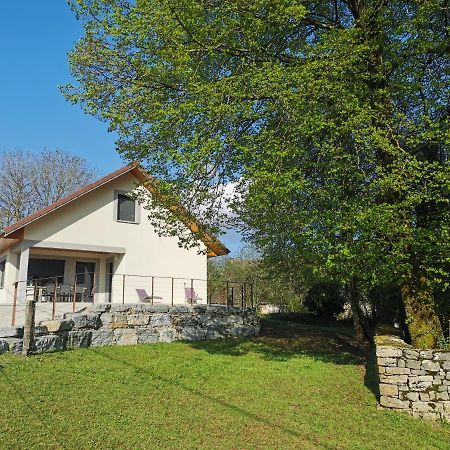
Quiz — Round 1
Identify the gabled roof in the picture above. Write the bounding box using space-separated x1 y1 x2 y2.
0 162 229 257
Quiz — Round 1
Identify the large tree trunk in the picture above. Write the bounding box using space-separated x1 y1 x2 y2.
347 278 370 341
401 272 443 348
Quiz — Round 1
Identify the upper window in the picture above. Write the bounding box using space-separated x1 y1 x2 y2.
116 192 138 223
0 259 5 289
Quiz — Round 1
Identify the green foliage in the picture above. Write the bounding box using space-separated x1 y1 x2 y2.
64 1 449 345
303 282 346 319
208 251 305 311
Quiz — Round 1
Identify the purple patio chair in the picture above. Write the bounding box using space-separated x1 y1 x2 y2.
136 288 163 304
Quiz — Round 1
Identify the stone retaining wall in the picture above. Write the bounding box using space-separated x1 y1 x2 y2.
375 335 450 422
0 304 260 355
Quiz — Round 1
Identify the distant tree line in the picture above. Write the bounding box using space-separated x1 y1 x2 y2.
0 149 97 230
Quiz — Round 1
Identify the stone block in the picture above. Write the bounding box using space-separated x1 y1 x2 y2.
380 396 410 409
127 314 150 327
110 304 134 313
4 338 22 353
149 314 172 328
87 304 111 314
137 329 159 344
434 352 450 361
379 383 398 397
91 330 115 347
406 392 419 401
114 329 138 346
231 325 258 337
34 335 64 353
179 327 207 341
66 313 100 330
0 339 9 353
419 393 430 402
421 360 440 372
385 367 410 375
40 319 73 333
158 327 177 343
397 359 406 368
206 329 227 340
411 401 433 413
436 392 450 401
408 376 433 391
420 350 434 359
443 362 450 370
379 374 409 385
376 346 403 358
65 330 92 349
109 314 128 329
34 326 48 336
169 305 189 314
403 349 419 360
141 304 170 313
378 358 399 367
405 359 421 370
0 327 24 338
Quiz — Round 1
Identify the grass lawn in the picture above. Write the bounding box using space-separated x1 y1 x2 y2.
0 319 449 449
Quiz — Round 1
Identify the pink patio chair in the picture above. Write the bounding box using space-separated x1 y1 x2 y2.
184 287 202 305
136 288 163 304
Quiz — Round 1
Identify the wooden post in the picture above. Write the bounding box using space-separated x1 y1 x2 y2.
33 280 38 302
122 275 126 304
22 300 36 356
226 281 229 306
250 283 254 308
241 284 244 308
231 286 234 307
11 282 18 327
171 278 174 306
52 277 57 320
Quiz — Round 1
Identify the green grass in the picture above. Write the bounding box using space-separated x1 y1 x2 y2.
0 320 449 449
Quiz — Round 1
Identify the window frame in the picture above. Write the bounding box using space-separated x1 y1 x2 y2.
114 190 140 224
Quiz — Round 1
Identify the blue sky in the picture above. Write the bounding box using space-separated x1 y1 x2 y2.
0 2 242 254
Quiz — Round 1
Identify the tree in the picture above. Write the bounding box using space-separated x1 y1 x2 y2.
65 1 449 347
0 149 97 229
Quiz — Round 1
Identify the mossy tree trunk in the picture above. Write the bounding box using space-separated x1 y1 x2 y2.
401 273 443 348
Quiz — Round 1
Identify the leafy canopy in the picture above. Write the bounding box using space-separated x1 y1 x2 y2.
65 0 450 293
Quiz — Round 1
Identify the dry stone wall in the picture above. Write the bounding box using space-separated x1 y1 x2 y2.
0 304 260 355
375 335 450 422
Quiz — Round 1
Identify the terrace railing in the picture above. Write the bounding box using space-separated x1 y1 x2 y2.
4 273 254 328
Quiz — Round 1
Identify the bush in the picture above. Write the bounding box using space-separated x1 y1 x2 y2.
303 282 346 319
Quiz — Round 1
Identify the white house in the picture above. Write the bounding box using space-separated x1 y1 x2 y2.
0 162 229 311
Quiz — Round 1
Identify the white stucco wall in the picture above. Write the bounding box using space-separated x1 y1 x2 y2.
0 173 208 305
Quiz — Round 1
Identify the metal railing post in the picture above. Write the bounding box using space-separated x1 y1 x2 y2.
171 278 174 306
241 284 244 308
73 274 77 312
92 271 96 304
151 276 154 306
226 281 229 307
11 282 18 327
190 279 194 305
122 274 126 304
53 277 57 320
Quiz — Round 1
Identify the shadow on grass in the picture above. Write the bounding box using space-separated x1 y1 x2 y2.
189 318 380 401
190 319 370 366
